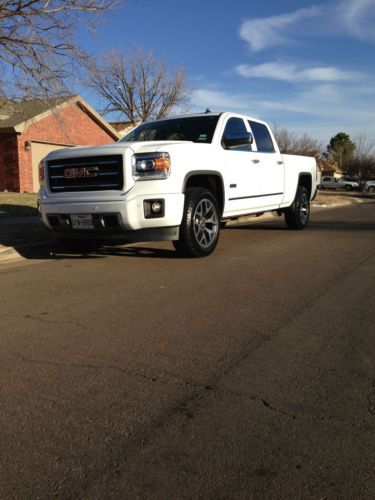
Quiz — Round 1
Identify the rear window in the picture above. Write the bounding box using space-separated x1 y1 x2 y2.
248 120 275 153
120 115 220 144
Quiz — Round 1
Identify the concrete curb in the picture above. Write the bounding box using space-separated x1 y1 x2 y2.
0 241 51 263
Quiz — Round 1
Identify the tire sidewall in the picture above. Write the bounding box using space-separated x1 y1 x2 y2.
182 188 220 257
295 186 310 228
285 185 310 229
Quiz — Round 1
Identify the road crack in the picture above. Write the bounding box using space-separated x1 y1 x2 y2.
0 313 88 331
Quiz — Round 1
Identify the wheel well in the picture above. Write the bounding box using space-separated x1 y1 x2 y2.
184 174 224 215
298 173 312 197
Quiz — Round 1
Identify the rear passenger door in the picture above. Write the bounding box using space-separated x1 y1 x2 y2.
247 120 284 208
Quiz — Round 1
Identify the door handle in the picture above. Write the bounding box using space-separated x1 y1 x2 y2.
252 159 260 164
277 160 284 165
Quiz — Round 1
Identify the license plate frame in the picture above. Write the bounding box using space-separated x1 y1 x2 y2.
70 214 94 230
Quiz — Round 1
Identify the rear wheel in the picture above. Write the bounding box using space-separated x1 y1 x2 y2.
284 186 310 229
173 187 220 257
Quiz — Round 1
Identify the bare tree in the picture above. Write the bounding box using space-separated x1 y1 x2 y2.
272 123 322 156
84 48 190 125
354 133 375 158
345 133 375 179
0 0 117 98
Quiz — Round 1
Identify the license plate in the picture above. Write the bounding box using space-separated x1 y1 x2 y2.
70 214 94 230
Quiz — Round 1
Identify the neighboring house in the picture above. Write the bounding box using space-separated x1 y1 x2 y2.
109 121 137 137
320 159 342 178
0 95 120 193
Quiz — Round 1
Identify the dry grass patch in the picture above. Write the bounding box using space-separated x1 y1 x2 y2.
0 193 38 217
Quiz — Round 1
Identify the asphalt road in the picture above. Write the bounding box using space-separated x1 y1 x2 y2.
1 202 374 499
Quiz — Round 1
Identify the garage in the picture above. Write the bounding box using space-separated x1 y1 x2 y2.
31 141 72 192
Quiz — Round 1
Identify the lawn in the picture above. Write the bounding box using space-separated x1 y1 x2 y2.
0 192 39 218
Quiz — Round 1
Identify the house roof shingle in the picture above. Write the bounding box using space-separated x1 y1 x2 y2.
0 96 73 129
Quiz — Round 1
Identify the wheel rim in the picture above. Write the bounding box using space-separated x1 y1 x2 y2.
299 192 309 225
193 198 218 248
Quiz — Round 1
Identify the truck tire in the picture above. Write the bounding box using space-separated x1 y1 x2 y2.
173 187 220 257
284 186 310 230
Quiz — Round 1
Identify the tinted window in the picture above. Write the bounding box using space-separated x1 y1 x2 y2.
248 121 275 153
222 118 251 151
120 115 220 144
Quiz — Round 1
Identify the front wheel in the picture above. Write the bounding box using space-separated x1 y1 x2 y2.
173 187 220 257
345 184 353 191
368 186 375 193
284 186 310 229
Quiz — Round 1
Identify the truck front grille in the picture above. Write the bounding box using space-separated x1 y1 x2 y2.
47 155 124 193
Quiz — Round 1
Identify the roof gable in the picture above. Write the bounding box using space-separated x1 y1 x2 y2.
0 95 120 139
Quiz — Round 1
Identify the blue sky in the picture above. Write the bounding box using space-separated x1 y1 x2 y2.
77 0 375 143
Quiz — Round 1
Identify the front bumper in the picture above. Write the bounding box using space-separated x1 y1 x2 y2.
38 192 185 241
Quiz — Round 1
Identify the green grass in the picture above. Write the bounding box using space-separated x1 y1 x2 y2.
0 192 38 218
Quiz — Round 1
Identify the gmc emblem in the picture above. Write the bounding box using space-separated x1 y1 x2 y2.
64 166 99 179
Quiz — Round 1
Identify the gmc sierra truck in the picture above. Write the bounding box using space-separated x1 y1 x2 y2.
38 112 320 257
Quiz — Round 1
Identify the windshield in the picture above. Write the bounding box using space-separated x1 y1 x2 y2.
120 115 220 144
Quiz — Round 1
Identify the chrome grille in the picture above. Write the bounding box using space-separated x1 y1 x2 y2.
47 155 123 193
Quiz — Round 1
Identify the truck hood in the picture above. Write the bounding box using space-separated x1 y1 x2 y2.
43 140 193 161
126 140 193 153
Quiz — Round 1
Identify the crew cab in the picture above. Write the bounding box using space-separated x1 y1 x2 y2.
38 112 320 257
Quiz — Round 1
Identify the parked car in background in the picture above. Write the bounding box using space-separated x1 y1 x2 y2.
319 176 359 191
362 180 375 193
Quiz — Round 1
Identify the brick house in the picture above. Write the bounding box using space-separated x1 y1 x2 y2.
0 95 120 193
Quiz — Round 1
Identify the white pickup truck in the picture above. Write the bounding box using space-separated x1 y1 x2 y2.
38 112 320 257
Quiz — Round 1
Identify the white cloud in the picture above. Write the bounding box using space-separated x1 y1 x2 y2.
341 0 375 40
190 89 249 113
236 62 361 83
239 6 320 51
188 83 375 141
239 1 375 51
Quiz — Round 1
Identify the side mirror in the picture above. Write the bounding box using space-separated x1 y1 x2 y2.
223 132 253 149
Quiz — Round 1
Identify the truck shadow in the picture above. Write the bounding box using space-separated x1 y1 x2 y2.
50 243 179 260
2 240 179 261
2 205 374 262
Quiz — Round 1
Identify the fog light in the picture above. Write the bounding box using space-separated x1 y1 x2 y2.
151 201 162 213
144 199 165 219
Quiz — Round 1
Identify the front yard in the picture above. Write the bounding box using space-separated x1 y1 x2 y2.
0 192 38 218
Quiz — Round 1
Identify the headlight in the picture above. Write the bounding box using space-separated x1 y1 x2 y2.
132 152 171 180
38 161 45 187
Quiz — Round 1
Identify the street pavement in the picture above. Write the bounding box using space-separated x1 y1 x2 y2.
0 190 372 263
0 202 374 498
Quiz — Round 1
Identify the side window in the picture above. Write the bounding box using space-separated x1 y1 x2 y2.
248 120 275 153
222 118 252 152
